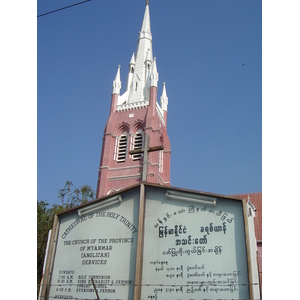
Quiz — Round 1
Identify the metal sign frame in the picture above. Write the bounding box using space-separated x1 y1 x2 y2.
39 183 254 300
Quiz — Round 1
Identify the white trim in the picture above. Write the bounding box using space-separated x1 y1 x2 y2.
159 150 163 173
99 165 142 171
107 174 142 181
116 101 149 112
156 101 165 126
158 174 170 185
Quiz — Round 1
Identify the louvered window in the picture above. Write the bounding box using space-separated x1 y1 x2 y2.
133 132 143 160
114 133 128 162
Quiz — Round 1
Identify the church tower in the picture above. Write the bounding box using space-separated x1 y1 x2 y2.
96 2 171 199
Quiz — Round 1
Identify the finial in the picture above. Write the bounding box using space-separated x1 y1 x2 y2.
146 0 149 6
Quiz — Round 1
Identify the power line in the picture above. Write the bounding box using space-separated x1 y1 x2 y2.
37 0 92 18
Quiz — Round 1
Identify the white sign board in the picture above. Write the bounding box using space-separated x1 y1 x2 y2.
44 184 252 300
141 186 250 299
48 188 139 300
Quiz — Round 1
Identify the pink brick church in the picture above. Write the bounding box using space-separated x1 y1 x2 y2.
96 2 170 198
95 1 262 294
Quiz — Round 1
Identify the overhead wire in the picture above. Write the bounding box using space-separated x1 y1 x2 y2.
37 0 92 18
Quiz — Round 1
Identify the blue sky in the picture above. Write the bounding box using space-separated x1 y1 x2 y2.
2 1 300 297
37 0 262 205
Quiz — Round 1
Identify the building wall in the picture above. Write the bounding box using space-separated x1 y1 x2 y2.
233 192 262 297
96 87 170 198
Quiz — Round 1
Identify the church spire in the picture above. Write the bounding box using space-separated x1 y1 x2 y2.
126 1 153 104
126 53 135 91
112 65 121 95
139 1 151 40
96 1 171 198
160 82 168 112
150 57 158 88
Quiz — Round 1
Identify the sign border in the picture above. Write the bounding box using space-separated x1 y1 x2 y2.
39 183 255 300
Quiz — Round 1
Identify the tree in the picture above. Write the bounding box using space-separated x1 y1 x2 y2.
37 181 95 296
37 200 53 292
57 180 95 208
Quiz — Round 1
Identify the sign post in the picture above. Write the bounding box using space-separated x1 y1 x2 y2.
129 134 164 182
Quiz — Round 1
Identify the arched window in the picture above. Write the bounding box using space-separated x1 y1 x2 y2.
114 131 128 162
132 129 144 161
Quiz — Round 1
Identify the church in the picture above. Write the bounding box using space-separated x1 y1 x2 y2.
96 1 170 198
39 2 262 299
95 2 262 290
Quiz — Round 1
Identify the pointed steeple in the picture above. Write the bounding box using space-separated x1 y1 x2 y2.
112 65 121 95
150 57 158 87
96 0 171 198
129 52 136 67
113 1 167 113
160 82 168 112
127 2 153 103
126 53 136 91
139 1 152 41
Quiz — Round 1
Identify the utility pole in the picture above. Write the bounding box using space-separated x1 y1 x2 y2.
129 134 164 182
91 277 100 300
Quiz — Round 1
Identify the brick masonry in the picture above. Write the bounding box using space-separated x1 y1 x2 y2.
96 86 171 198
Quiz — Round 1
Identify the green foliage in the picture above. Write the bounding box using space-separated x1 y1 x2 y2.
37 200 53 290
57 181 94 208
37 181 95 295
